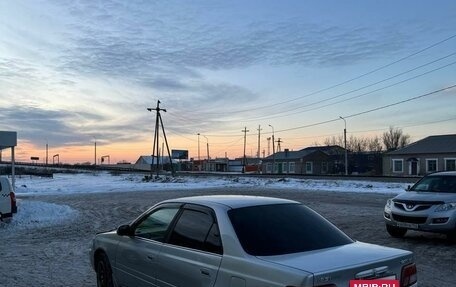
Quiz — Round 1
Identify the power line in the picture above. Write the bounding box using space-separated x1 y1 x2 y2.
275 84 456 133
226 53 456 122
400 117 456 129
283 116 456 151
246 58 456 122
283 116 456 142
156 36 456 138
171 83 455 139
201 33 456 115
347 117 456 135
343 85 456 120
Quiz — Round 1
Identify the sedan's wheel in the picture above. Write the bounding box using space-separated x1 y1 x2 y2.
96 253 114 287
386 224 407 238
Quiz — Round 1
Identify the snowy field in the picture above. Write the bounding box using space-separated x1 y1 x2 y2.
7 172 413 230
15 172 413 196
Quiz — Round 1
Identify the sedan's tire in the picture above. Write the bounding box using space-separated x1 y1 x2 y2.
96 252 114 287
386 224 407 238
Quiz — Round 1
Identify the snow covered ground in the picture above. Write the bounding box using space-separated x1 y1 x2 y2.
3 172 414 231
14 172 412 196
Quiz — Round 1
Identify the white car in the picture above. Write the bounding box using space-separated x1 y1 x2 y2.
91 195 417 287
384 171 456 241
0 176 17 222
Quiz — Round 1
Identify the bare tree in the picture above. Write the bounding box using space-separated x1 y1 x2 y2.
324 135 343 146
322 135 372 152
348 135 369 152
367 136 383 152
382 126 410 151
321 134 384 152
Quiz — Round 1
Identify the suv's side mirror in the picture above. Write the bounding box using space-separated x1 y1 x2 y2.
117 224 134 236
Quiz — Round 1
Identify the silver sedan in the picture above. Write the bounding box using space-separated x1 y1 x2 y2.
90 195 417 287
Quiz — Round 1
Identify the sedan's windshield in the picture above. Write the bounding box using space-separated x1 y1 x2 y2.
228 203 353 256
411 176 456 193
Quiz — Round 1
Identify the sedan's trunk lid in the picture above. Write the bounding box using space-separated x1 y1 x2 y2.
257 241 413 285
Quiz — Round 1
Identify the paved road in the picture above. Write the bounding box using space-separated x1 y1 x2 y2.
1 187 454 286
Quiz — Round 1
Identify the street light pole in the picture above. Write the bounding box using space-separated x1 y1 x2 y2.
197 133 201 171
45 139 48 166
94 137 97 166
269 124 275 174
339 116 348 176
203 135 210 160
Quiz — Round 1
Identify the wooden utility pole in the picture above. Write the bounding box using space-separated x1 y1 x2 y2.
257 125 262 158
147 100 174 178
242 127 249 173
277 138 282 152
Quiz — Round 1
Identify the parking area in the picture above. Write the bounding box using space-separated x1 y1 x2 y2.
1 187 455 287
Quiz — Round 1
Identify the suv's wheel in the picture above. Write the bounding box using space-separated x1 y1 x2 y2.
386 224 407 238
96 252 114 287
447 229 456 244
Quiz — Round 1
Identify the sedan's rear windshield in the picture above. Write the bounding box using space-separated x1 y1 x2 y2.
411 175 456 193
228 203 353 256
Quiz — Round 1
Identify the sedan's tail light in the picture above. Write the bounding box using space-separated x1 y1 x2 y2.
401 263 417 287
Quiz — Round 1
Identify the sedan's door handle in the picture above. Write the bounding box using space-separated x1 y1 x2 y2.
147 255 155 261
200 269 210 277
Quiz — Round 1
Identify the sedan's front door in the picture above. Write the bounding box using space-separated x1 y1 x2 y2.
115 236 163 287
155 206 223 287
115 205 180 287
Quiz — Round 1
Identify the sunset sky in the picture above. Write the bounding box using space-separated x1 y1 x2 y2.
1 0 455 164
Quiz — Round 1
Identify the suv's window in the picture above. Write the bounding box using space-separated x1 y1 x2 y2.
412 175 456 193
134 207 180 241
168 209 222 254
228 203 353 256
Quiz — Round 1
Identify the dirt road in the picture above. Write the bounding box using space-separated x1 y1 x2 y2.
1 187 454 286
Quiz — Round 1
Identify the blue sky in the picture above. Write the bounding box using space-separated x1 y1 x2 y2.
1 0 455 163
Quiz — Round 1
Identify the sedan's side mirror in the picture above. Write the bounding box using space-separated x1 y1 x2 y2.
405 185 411 191
117 224 134 236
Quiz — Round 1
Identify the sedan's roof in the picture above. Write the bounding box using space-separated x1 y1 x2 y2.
429 171 456 176
163 195 298 209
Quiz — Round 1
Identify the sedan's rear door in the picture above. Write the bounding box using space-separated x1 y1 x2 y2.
155 204 223 287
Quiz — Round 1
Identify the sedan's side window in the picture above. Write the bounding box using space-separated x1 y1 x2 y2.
168 209 223 254
134 207 180 242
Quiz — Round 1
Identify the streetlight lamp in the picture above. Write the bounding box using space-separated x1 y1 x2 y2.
53 154 59 165
339 116 348 176
269 124 275 174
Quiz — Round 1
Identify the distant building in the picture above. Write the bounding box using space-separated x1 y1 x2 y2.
350 152 383 175
203 158 229 172
383 134 456 176
134 155 177 171
262 146 346 175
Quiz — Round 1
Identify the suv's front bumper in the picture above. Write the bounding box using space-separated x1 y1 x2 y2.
384 205 456 233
